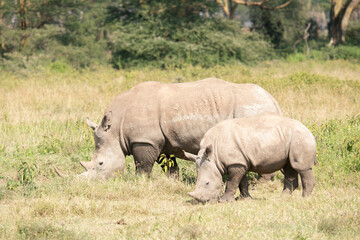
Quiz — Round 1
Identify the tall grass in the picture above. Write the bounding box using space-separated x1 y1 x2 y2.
0 59 360 239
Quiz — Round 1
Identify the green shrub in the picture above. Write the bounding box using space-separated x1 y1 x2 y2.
6 158 37 191
308 116 360 176
286 45 360 62
346 22 360 46
328 45 360 61
109 18 273 68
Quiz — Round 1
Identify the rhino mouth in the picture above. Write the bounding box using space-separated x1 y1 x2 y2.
188 191 218 203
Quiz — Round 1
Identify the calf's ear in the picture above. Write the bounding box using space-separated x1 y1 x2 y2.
183 151 197 162
101 111 112 131
204 145 212 157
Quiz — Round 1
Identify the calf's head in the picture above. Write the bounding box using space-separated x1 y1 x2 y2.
184 147 223 203
80 111 125 179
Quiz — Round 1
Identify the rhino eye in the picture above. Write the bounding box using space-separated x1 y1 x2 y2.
99 162 103 166
206 182 209 186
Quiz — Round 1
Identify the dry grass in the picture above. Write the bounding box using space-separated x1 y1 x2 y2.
1 174 359 239
1 59 359 124
0 59 360 239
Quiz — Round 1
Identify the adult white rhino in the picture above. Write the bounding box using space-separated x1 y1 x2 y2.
81 78 282 179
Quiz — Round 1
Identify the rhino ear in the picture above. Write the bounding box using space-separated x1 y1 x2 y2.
183 151 197 162
86 118 97 130
101 111 112 132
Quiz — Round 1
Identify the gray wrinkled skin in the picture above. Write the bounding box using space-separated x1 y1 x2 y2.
185 113 317 202
82 78 282 179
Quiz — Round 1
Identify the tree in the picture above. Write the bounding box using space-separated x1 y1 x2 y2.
249 0 307 49
328 0 360 45
216 0 294 19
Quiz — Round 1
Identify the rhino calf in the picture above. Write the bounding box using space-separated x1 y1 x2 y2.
184 113 317 203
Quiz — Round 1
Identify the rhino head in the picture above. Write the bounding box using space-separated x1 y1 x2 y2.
184 147 223 203
80 111 126 179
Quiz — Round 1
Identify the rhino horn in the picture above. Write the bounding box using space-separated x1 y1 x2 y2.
188 191 201 201
80 161 93 171
53 166 67 177
86 118 97 130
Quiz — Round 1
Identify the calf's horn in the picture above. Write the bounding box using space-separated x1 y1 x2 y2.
86 117 97 130
80 161 93 171
188 191 200 200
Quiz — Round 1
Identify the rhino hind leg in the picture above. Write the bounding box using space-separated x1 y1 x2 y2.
132 143 160 176
282 162 299 195
239 175 252 199
220 165 247 203
299 169 315 197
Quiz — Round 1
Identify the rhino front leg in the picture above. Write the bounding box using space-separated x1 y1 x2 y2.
132 143 159 176
220 165 246 203
282 162 299 195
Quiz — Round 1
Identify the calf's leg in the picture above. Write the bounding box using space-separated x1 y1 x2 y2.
132 143 159 176
221 165 246 202
299 169 315 197
282 162 299 195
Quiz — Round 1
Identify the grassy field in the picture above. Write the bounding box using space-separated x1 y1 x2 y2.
0 59 360 239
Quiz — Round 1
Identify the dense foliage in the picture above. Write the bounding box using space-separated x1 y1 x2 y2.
0 0 359 69
249 0 307 49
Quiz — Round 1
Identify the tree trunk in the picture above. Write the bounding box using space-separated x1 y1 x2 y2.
341 0 360 40
18 0 28 30
328 0 360 45
229 2 238 19
328 0 343 46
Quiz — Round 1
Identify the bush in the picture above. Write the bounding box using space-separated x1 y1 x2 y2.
108 18 273 68
346 22 360 46
0 25 109 71
286 45 360 62
308 116 360 175
327 45 360 61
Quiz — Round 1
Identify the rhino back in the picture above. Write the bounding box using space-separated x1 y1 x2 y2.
159 79 281 153
104 79 281 155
